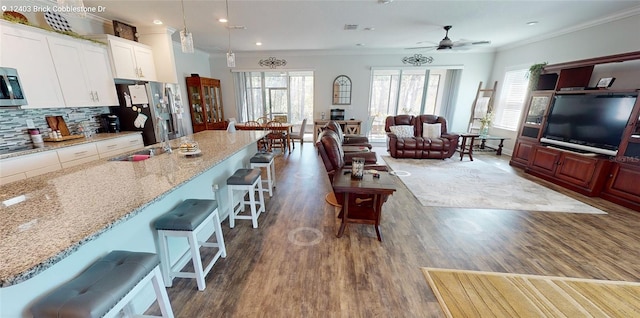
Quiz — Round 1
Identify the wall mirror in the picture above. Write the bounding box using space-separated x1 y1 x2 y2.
332 75 352 105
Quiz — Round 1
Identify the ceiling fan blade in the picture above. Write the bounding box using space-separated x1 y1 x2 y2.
406 46 437 50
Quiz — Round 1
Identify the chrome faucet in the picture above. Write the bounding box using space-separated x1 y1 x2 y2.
156 117 173 154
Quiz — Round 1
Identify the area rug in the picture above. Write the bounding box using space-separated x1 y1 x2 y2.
381 156 605 214
421 267 640 317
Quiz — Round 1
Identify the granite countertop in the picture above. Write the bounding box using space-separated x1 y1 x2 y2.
0 130 266 287
0 132 142 160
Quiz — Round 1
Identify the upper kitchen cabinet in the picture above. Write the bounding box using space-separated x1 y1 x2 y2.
95 35 157 81
47 36 119 107
0 21 65 108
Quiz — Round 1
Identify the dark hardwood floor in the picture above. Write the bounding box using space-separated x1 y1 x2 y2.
149 143 640 317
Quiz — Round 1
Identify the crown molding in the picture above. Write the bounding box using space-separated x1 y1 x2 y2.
499 5 640 52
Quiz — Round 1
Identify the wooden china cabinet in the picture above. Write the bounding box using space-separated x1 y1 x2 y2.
510 51 640 210
186 75 225 132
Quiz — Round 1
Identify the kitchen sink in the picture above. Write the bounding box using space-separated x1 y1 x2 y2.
108 147 175 162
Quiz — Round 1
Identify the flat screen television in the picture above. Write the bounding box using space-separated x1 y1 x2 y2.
541 93 637 156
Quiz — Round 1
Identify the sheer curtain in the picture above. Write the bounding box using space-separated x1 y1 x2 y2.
440 69 462 123
232 72 249 122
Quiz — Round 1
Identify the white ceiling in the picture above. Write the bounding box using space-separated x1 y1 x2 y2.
82 0 640 54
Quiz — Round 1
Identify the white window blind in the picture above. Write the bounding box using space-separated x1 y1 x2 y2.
494 69 528 131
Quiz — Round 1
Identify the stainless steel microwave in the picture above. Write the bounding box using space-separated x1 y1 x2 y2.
0 67 28 106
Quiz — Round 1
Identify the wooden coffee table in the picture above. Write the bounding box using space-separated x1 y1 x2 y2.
478 135 510 155
332 169 396 241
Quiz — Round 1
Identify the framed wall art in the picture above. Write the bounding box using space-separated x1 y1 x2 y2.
596 77 615 88
113 20 138 42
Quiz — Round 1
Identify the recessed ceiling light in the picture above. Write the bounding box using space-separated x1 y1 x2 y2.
527 21 538 26
219 18 228 23
153 19 163 25
379 0 394 4
256 42 262 46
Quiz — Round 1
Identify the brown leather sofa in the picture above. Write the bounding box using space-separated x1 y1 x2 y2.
385 115 459 159
323 121 372 150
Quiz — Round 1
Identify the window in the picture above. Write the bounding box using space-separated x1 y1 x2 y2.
234 71 314 124
493 69 529 131
368 69 445 140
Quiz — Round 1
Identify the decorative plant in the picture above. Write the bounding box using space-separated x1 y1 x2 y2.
479 112 494 132
526 62 548 91
2 15 105 44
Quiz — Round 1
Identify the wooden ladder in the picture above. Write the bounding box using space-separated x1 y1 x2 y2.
467 81 498 134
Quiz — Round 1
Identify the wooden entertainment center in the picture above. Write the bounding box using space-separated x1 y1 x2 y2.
510 51 640 211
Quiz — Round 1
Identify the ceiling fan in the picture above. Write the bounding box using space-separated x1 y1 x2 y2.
407 25 490 51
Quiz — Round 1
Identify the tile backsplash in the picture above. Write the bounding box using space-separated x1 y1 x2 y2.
0 107 109 151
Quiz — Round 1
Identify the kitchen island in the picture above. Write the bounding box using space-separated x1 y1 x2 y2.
0 130 266 317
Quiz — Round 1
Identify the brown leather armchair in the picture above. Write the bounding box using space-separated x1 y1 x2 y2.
316 129 386 183
322 121 372 149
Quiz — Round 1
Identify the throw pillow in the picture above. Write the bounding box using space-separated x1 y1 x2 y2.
390 125 414 138
423 123 441 139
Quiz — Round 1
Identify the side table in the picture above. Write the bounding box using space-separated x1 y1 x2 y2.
332 169 396 241
459 133 480 161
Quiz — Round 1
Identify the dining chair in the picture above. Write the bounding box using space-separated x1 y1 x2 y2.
244 120 261 127
289 118 307 149
243 121 267 150
256 116 270 126
266 121 287 153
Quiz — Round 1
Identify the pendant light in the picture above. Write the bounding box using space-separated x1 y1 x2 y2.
225 0 236 67
180 0 194 53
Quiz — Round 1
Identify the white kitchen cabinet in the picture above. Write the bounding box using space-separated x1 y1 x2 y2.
105 35 157 81
0 21 65 108
0 134 143 185
0 151 61 185
47 36 118 107
82 44 119 106
56 143 100 168
96 134 144 159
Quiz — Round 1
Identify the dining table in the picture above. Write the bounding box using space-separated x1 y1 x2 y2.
235 122 294 153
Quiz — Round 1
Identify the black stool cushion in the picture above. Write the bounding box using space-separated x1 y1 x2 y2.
226 168 261 185
250 152 275 163
154 199 218 231
31 251 159 318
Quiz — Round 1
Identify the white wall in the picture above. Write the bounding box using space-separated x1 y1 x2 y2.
488 14 640 154
209 51 495 133
172 43 214 136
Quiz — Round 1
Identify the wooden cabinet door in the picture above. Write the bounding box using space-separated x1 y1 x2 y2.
528 147 560 174
511 140 534 167
604 164 640 202
186 80 206 133
555 154 598 188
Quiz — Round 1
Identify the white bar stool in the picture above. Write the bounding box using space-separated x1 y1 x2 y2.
249 151 276 197
227 168 265 228
154 199 227 291
31 251 174 318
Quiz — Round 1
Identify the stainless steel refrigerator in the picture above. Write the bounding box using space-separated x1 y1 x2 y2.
112 81 185 146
